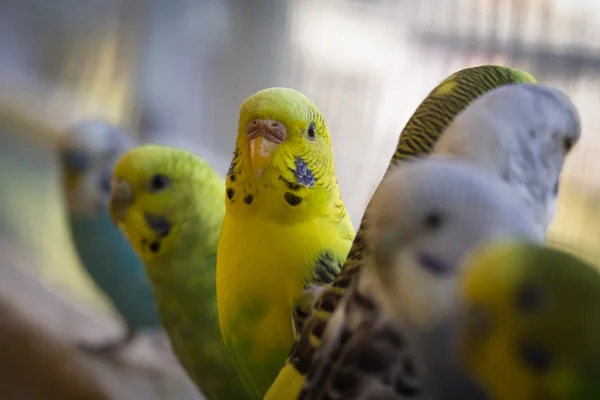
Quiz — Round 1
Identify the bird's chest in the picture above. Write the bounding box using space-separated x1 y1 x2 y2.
218 215 322 353
218 174 330 325
219 216 316 304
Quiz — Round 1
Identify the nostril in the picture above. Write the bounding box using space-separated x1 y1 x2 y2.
251 120 258 125
270 122 279 128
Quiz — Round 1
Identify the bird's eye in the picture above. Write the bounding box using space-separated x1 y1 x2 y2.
564 137 575 153
424 212 443 230
62 150 89 171
515 282 545 313
148 174 170 193
307 122 316 140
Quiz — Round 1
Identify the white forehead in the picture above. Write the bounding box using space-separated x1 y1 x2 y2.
62 119 135 155
368 158 527 229
453 83 580 138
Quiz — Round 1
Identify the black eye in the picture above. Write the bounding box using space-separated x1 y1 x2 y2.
307 122 316 140
62 150 89 171
515 282 545 313
564 137 575 153
148 174 170 193
424 212 443 230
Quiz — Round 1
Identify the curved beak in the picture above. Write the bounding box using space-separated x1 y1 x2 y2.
246 119 286 179
249 136 279 178
109 179 134 225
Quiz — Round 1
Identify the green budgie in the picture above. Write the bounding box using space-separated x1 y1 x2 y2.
109 144 249 399
298 158 540 399
458 242 600 400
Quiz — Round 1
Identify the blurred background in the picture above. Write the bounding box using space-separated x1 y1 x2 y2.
1 0 599 398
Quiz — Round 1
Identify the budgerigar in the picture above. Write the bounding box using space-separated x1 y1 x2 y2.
434 83 580 237
217 87 355 398
268 65 538 398
59 119 161 354
109 145 249 399
458 242 600 399
299 158 540 400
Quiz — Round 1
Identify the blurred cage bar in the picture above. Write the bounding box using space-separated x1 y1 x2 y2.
0 0 600 396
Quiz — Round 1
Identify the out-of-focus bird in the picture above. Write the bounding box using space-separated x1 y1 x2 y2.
58 119 161 354
267 65 537 399
299 158 540 400
434 83 580 237
217 87 355 398
110 144 249 399
458 242 600 400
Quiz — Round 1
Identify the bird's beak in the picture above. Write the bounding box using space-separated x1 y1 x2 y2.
249 136 279 178
109 178 134 225
246 119 286 179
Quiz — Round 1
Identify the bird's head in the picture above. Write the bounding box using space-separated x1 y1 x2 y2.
231 87 334 191
366 158 540 331
110 145 224 264
58 119 135 215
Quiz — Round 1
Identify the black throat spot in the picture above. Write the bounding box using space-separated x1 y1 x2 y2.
285 192 304 206
144 213 172 238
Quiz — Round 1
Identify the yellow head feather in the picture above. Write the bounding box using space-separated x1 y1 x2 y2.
227 87 340 222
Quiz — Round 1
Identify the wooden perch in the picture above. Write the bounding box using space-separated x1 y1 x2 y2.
0 293 111 400
0 240 203 399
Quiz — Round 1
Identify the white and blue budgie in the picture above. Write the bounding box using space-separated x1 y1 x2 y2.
433 83 580 238
58 119 162 354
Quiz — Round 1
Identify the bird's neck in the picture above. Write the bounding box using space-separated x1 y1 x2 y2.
225 155 340 223
145 216 220 284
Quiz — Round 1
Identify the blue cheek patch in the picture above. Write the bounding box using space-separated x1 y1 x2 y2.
99 172 112 195
62 151 90 172
295 156 315 188
417 252 451 276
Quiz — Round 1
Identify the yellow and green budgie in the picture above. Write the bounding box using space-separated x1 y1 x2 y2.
216 87 355 398
266 65 538 398
458 242 600 400
109 145 249 399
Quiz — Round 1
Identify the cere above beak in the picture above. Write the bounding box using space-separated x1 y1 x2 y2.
246 119 287 178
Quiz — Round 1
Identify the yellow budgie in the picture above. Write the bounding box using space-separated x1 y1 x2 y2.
216 87 355 398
